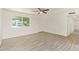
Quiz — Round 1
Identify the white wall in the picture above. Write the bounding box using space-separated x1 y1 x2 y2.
66 15 74 35
40 15 68 36
71 14 79 31
74 15 79 31
0 9 2 45
2 9 41 39
40 8 75 36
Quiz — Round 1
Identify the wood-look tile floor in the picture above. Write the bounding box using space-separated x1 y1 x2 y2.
0 31 79 51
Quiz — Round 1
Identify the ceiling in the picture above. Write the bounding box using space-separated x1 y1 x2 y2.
6 8 36 14
5 8 51 15
5 8 79 15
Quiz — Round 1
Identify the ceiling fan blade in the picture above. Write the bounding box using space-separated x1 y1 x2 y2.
38 8 42 11
43 9 49 11
38 8 49 11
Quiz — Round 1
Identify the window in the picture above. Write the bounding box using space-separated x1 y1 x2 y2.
12 16 30 27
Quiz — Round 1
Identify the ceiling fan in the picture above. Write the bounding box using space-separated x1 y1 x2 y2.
33 8 49 14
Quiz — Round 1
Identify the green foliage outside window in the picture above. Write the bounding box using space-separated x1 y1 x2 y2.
12 16 30 27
